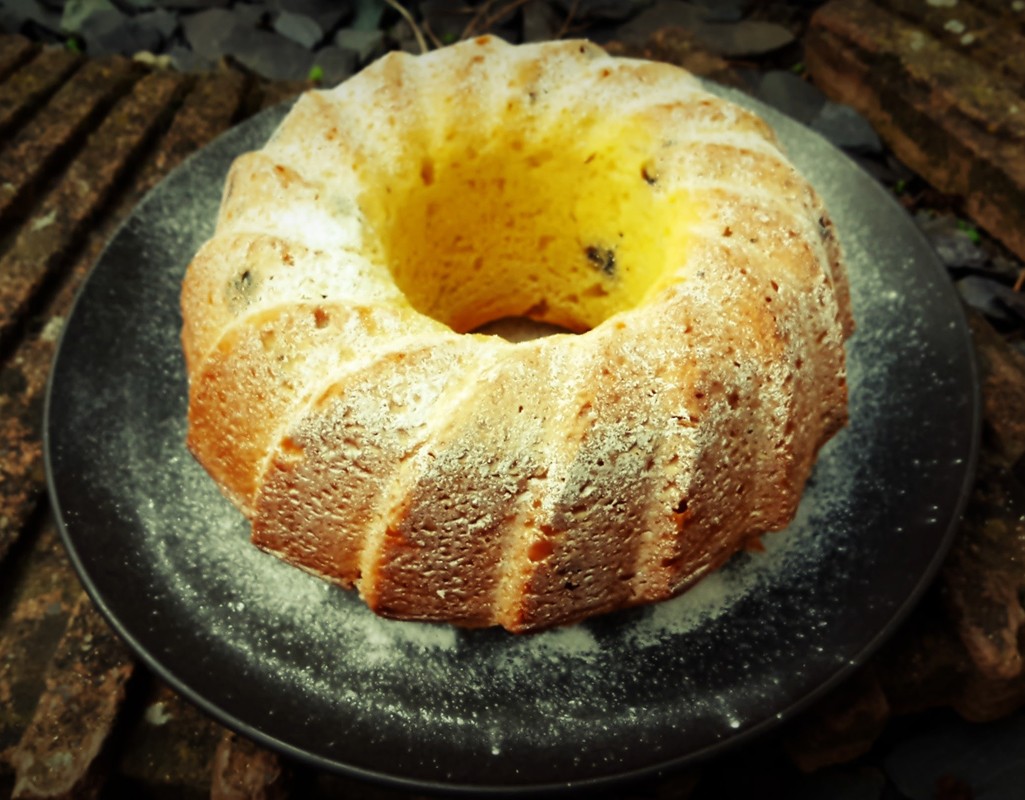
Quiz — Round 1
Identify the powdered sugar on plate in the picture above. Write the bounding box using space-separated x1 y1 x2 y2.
47 95 977 790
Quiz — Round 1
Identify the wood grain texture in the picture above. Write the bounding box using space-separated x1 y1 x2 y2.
807 0 1025 261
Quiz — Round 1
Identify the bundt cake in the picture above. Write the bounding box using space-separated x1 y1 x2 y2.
181 35 854 633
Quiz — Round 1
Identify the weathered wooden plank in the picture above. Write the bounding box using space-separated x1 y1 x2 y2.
783 665 890 773
875 593 973 717
806 0 1025 262
0 46 82 141
0 519 81 755
884 0 1025 85
210 730 290 800
254 77 308 112
968 0 1025 33
6 592 134 800
45 70 248 312
0 68 187 357
0 35 36 83
876 590 1025 724
0 57 140 235
943 458 1025 681
969 313 1025 468
782 308 1025 772
0 70 248 563
0 321 59 562
0 71 186 560
937 314 1025 682
604 25 739 86
115 682 224 799
784 584 1024 772
782 305 1025 770
0 69 254 795
129 68 248 201
929 313 1025 688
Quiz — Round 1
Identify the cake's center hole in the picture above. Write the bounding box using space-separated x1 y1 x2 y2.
363 114 697 334
473 316 575 342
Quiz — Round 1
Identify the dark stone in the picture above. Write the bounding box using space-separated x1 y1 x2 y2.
522 0 563 43
78 7 169 55
915 212 990 271
420 0 471 45
690 19 795 58
989 253 1025 284
614 1 703 45
486 22 521 44
60 0 118 34
0 0 62 36
137 8 177 40
224 26 314 81
885 153 917 184
349 0 384 32
311 44 356 86
333 27 385 64
272 10 322 49
232 2 269 29
181 8 238 60
166 43 213 72
847 152 898 186
271 0 352 34
810 101 883 154
156 0 229 8
956 276 1002 320
883 710 1025 800
727 65 761 94
554 0 652 23
756 70 827 125
389 17 423 55
688 0 752 23
957 276 1025 325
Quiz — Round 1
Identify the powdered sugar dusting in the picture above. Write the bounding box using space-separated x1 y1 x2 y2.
48 87 976 789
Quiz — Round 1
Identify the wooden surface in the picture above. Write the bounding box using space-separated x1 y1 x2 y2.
806 0 1025 263
0 22 1024 799
0 38 299 798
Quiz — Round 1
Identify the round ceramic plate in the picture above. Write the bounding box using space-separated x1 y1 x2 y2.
45 89 979 793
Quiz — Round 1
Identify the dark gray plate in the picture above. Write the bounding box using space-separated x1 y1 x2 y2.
45 92 979 794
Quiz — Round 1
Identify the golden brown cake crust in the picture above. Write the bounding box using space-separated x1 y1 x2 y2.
181 36 852 633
